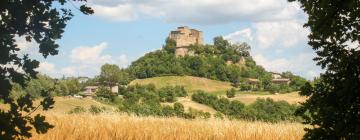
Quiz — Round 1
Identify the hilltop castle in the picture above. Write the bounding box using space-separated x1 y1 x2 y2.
168 26 204 56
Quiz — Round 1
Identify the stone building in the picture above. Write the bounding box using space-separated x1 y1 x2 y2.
168 26 204 56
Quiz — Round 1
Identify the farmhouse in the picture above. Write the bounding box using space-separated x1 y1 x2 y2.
84 86 119 96
271 73 290 85
168 26 204 57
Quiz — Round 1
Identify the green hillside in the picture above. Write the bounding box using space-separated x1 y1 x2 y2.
129 76 233 94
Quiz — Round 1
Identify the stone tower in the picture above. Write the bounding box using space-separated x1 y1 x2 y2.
168 26 204 57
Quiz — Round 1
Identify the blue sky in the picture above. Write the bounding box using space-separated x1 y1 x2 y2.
19 0 323 79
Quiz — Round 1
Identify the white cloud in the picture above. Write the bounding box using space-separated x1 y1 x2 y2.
37 62 55 73
254 20 309 48
92 4 137 21
36 42 130 78
251 53 322 79
225 19 321 79
70 42 113 64
15 36 39 56
224 28 253 43
89 0 305 24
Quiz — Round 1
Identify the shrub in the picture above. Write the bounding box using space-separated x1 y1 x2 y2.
158 86 188 102
68 106 86 114
191 91 298 122
214 112 224 119
88 105 106 115
188 108 211 119
174 102 185 115
242 98 299 122
226 88 236 98
95 86 113 99
239 83 252 91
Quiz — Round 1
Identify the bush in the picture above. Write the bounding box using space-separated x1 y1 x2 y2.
214 112 224 119
68 106 86 114
191 91 299 122
95 86 113 99
239 83 252 91
158 86 188 102
242 98 299 122
226 88 236 98
88 105 106 115
188 108 211 119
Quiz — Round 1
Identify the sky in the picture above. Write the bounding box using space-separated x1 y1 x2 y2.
18 0 324 80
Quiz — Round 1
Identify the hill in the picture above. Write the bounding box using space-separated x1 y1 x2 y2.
129 76 233 94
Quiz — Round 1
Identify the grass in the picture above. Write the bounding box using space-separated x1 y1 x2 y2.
29 113 305 140
0 96 307 139
230 92 307 105
130 76 233 94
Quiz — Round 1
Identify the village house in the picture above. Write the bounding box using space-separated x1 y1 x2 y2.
84 85 119 96
271 72 290 85
246 72 291 89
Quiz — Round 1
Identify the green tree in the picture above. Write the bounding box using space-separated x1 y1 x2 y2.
99 64 130 86
25 74 56 98
163 38 177 54
213 36 230 53
289 0 360 139
0 1 92 139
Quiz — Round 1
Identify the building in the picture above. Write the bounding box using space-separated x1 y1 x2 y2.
271 73 282 79
168 26 204 56
84 85 119 96
78 77 90 83
247 78 260 89
270 72 290 85
271 79 291 85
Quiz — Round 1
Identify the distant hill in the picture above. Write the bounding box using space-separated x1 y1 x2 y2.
129 76 233 94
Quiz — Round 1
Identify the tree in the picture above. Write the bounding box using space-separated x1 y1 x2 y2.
213 36 230 53
289 0 360 139
99 64 130 86
0 1 92 139
163 38 177 54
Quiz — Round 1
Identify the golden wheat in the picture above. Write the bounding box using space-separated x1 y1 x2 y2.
29 113 305 140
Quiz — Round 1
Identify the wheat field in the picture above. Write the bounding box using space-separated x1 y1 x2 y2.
29 113 305 140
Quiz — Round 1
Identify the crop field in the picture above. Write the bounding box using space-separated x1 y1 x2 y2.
30 113 305 140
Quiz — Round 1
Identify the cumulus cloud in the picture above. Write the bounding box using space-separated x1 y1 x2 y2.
15 36 39 56
70 42 113 64
252 53 322 79
224 19 322 79
92 4 137 21
37 42 130 78
37 62 55 73
89 0 304 24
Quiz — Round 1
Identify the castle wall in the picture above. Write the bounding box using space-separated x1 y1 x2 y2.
169 26 203 56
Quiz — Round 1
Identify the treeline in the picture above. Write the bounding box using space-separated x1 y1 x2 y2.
10 74 82 99
192 91 300 122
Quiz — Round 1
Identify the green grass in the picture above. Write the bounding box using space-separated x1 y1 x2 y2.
129 76 233 94
236 91 271 95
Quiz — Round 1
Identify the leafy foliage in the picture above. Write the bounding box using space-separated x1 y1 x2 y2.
289 0 360 139
226 88 236 98
68 106 86 114
191 91 299 122
129 37 306 92
88 105 106 115
99 64 131 86
0 0 92 139
115 84 210 119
